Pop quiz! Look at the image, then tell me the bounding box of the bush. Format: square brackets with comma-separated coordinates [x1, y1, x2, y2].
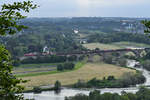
[107, 76, 115, 81]
[54, 80, 61, 91]
[73, 73, 145, 89]
[118, 58, 127, 67]
[74, 80, 87, 88]
[57, 62, 75, 71]
[66, 87, 150, 100]
[21, 55, 67, 64]
[33, 87, 42, 93]
[67, 55, 77, 61]
[103, 55, 115, 64]
[64, 62, 75, 70]
[13, 60, 21, 67]
[142, 60, 150, 71]
[57, 64, 64, 71]
[119, 72, 146, 87]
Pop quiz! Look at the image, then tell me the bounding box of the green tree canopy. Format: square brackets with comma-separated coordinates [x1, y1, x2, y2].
[0, 1, 37, 100]
[0, 1, 37, 35]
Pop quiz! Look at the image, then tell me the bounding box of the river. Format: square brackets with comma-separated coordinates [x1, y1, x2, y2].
[24, 60, 150, 100]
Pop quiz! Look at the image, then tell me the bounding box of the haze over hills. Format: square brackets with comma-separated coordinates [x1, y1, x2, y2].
[1, 17, 150, 58]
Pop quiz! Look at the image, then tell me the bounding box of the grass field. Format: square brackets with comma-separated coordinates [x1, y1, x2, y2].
[83, 43, 121, 50]
[83, 42, 150, 50]
[16, 63, 60, 68]
[16, 62, 84, 77]
[22, 63, 136, 88]
[14, 67, 57, 74]
[112, 42, 150, 48]
[13, 63, 61, 75]
[78, 34, 89, 38]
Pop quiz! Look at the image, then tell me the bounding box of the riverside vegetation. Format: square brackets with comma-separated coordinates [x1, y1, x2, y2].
[65, 87, 150, 100]
[73, 72, 145, 88]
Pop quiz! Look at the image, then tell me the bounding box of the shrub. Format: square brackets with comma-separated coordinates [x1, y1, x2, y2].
[54, 80, 61, 91]
[74, 80, 87, 88]
[63, 62, 75, 70]
[57, 64, 64, 71]
[33, 87, 42, 93]
[13, 60, 21, 67]
[107, 76, 115, 81]
[142, 60, 150, 71]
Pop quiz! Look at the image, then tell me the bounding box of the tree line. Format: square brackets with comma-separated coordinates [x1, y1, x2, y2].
[87, 32, 150, 44]
[73, 72, 145, 89]
[57, 63, 75, 71]
[14, 55, 82, 66]
[65, 86, 150, 100]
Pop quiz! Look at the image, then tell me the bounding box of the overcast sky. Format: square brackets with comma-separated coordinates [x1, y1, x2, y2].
[0, 0, 150, 17]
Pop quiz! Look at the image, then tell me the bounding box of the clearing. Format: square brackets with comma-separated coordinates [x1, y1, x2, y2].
[83, 42, 150, 50]
[112, 42, 150, 48]
[83, 43, 121, 50]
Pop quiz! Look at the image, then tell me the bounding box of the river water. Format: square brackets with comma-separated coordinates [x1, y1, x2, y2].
[24, 60, 150, 100]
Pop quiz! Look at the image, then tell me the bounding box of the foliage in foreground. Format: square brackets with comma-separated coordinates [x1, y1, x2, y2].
[0, 0, 37, 100]
[0, 46, 26, 100]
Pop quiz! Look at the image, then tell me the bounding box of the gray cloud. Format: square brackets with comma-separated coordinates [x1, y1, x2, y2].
[0, 0, 150, 17]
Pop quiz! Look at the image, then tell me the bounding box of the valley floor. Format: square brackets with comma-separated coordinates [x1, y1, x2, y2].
[21, 62, 136, 89]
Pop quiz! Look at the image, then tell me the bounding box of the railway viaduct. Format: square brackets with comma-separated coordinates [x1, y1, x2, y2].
[56, 48, 150, 58]
[22, 48, 150, 61]
[51, 48, 150, 62]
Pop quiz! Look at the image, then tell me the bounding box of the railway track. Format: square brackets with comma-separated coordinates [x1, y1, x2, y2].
[24, 48, 150, 57]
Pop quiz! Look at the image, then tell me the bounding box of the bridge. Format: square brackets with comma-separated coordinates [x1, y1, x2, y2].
[55, 48, 150, 57]
[24, 48, 150, 58]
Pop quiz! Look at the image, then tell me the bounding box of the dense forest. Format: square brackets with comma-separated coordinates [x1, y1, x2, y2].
[87, 32, 150, 44]
[0, 17, 148, 58]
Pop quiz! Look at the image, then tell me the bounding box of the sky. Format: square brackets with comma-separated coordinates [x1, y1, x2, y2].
[0, 0, 150, 18]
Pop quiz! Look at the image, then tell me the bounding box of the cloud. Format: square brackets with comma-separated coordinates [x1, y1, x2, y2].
[0, 0, 150, 17]
[77, 0, 150, 7]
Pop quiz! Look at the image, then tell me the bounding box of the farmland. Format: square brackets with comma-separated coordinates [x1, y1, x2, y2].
[21, 62, 136, 88]
[83, 42, 150, 50]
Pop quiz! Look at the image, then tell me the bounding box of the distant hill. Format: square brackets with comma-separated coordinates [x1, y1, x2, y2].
[0, 17, 149, 58]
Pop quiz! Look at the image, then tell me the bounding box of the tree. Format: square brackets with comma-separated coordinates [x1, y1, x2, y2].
[0, 1, 37, 36]
[107, 76, 115, 81]
[118, 58, 127, 67]
[142, 60, 150, 71]
[64, 62, 75, 70]
[0, 1, 37, 100]
[136, 86, 150, 100]
[54, 80, 61, 94]
[142, 20, 150, 36]
[0, 45, 26, 100]
[103, 55, 114, 64]
[57, 64, 64, 71]
[89, 90, 101, 100]
[74, 79, 86, 88]
[144, 50, 150, 59]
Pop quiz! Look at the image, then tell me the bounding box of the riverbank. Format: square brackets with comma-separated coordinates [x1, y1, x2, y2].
[23, 86, 150, 100]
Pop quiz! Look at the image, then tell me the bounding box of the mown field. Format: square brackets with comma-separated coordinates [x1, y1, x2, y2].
[83, 43, 121, 50]
[16, 62, 83, 77]
[83, 42, 150, 50]
[13, 63, 60, 75]
[112, 42, 150, 48]
[21, 63, 136, 88]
